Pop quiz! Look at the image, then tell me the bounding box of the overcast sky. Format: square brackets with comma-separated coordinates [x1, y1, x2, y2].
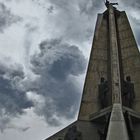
[0, 0, 140, 140]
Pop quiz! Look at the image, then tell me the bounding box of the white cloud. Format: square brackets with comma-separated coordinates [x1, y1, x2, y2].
[0, 108, 74, 140]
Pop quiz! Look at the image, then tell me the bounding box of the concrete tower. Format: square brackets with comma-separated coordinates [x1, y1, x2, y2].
[45, 1, 140, 140]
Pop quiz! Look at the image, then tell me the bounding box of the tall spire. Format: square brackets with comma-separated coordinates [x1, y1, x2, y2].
[45, 2, 140, 140]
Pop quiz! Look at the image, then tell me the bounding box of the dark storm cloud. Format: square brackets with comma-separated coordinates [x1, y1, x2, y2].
[30, 39, 87, 126]
[0, 61, 33, 131]
[0, 2, 21, 32]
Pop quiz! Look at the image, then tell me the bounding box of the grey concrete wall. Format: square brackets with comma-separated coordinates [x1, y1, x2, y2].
[78, 13, 109, 120]
[117, 11, 140, 111]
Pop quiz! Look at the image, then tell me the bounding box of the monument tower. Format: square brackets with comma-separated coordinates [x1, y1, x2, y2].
[45, 1, 140, 140]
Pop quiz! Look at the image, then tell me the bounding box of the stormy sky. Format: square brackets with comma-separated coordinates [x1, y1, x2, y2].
[0, 0, 139, 140]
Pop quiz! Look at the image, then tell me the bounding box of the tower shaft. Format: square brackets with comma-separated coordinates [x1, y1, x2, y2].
[108, 5, 121, 104]
[105, 5, 128, 139]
